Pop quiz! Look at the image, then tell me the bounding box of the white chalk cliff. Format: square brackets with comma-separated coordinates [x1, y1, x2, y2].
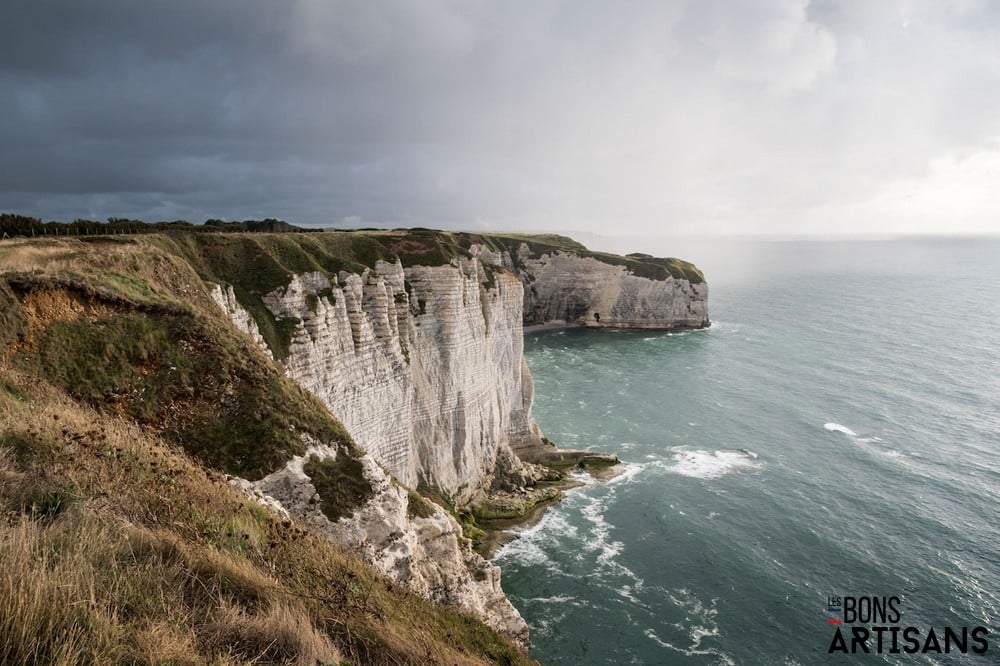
[516, 248, 709, 329]
[232, 440, 530, 647]
[211, 236, 708, 646]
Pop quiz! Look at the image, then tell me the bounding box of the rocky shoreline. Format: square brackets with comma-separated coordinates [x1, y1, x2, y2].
[474, 443, 625, 558]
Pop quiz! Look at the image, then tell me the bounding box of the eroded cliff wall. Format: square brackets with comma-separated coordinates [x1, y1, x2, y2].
[215, 256, 540, 504]
[233, 440, 529, 646]
[212, 233, 708, 506]
[209, 231, 708, 647]
[516, 247, 710, 329]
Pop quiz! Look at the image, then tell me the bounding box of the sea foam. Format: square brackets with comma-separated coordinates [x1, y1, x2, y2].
[660, 448, 762, 479]
[642, 590, 734, 664]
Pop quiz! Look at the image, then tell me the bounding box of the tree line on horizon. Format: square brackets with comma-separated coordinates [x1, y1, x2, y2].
[0, 213, 318, 238]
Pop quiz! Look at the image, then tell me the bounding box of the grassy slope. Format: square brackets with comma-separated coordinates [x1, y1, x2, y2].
[0, 237, 533, 666]
[5, 270, 346, 482]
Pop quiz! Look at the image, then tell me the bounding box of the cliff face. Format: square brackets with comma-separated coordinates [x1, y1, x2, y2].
[214, 256, 540, 504]
[514, 246, 710, 329]
[212, 255, 540, 644]
[0, 236, 538, 664]
[207, 230, 709, 647]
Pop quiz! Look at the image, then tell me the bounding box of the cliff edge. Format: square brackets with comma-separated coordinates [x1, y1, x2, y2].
[0, 229, 708, 657]
[0, 235, 536, 664]
[192, 230, 708, 503]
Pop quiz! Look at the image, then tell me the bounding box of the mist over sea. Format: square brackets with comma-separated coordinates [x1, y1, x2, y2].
[495, 238, 999, 664]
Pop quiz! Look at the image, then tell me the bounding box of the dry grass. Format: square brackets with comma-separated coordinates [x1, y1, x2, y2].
[0, 513, 344, 666]
[0, 517, 111, 665]
[0, 369, 534, 666]
[0, 442, 343, 666]
[0, 237, 536, 665]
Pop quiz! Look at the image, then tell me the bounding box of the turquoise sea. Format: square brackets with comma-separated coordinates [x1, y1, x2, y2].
[495, 238, 999, 665]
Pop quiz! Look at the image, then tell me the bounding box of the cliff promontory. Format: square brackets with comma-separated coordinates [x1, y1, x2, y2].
[0, 228, 707, 662]
[482, 234, 708, 330]
[199, 231, 707, 494]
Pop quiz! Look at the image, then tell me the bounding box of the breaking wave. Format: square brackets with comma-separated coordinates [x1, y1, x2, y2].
[824, 421, 900, 464]
[658, 448, 762, 479]
[824, 422, 857, 436]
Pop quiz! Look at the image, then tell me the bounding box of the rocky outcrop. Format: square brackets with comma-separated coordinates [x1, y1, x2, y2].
[510, 244, 709, 329]
[210, 283, 272, 357]
[233, 441, 529, 647]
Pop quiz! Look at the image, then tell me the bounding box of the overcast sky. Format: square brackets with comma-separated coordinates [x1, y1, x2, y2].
[2, 0, 999, 237]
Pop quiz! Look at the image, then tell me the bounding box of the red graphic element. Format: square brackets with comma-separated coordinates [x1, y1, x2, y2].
[827, 619, 841, 625]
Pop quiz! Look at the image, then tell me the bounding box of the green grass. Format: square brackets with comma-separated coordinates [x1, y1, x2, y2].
[304, 452, 376, 523]
[481, 232, 588, 253]
[406, 489, 436, 519]
[90, 270, 162, 303]
[368, 229, 472, 266]
[23, 489, 75, 521]
[37, 313, 193, 412]
[12, 283, 349, 480]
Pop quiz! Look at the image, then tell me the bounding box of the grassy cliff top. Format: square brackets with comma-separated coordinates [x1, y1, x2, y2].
[0, 229, 704, 361]
[476, 233, 705, 284]
[0, 240, 349, 481]
[0, 236, 534, 664]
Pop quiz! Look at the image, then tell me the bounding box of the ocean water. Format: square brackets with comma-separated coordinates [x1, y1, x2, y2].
[495, 238, 1000, 665]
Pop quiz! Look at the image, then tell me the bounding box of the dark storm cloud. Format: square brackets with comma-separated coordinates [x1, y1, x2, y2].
[2, 1, 999, 234]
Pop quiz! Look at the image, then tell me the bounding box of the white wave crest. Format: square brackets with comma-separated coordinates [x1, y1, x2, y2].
[523, 594, 577, 605]
[492, 509, 578, 569]
[606, 461, 645, 485]
[659, 589, 733, 660]
[659, 448, 762, 479]
[824, 422, 904, 461]
[824, 422, 857, 436]
[566, 468, 599, 487]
